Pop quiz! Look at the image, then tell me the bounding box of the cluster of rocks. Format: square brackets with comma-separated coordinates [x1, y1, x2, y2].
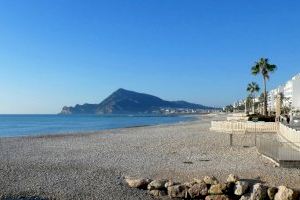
[124, 174, 299, 200]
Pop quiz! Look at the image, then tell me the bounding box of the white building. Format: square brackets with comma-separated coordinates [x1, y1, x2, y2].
[290, 74, 300, 110]
[233, 100, 244, 108]
[268, 73, 300, 112]
[268, 86, 284, 112]
[254, 97, 260, 103]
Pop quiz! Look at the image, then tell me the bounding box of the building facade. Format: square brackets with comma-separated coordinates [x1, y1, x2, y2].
[268, 74, 300, 112]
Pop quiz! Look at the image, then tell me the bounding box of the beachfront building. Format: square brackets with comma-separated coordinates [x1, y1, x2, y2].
[268, 86, 284, 112]
[268, 73, 300, 112]
[233, 100, 244, 109]
[231, 100, 245, 112]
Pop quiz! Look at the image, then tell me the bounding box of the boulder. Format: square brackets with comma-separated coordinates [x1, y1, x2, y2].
[165, 180, 179, 188]
[209, 183, 228, 195]
[147, 180, 167, 190]
[194, 178, 206, 184]
[125, 177, 152, 189]
[274, 186, 298, 200]
[204, 176, 219, 185]
[240, 194, 251, 200]
[205, 194, 230, 200]
[167, 184, 189, 198]
[227, 174, 239, 183]
[149, 189, 167, 197]
[225, 182, 236, 195]
[268, 187, 278, 200]
[188, 183, 208, 198]
[234, 181, 249, 196]
[249, 183, 267, 200]
[183, 181, 197, 188]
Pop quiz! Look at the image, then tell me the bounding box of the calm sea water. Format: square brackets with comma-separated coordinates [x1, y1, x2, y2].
[0, 114, 194, 137]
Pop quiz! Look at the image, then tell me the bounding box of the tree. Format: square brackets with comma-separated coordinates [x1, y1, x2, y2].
[278, 92, 291, 114]
[224, 105, 234, 112]
[251, 58, 277, 116]
[245, 95, 253, 113]
[259, 92, 265, 103]
[246, 82, 260, 113]
[258, 92, 267, 115]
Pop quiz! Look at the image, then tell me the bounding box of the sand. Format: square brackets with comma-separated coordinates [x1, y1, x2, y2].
[0, 114, 299, 199]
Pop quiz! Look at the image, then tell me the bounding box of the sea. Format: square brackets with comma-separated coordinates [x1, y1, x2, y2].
[0, 114, 195, 137]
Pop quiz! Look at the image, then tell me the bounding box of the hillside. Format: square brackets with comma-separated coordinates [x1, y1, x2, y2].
[60, 88, 215, 114]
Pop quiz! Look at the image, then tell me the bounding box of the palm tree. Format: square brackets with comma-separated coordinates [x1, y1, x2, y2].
[258, 92, 266, 114]
[251, 58, 277, 116]
[246, 82, 260, 113]
[278, 92, 291, 114]
[246, 95, 253, 113]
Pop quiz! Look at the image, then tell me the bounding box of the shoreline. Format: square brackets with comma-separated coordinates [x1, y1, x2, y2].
[1, 118, 201, 140]
[0, 114, 200, 139]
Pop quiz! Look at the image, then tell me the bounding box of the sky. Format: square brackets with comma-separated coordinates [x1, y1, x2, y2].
[0, 0, 300, 114]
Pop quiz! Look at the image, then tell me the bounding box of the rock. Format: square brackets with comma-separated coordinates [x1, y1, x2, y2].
[234, 181, 249, 196]
[240, 194, 251, 200]
[209, 183, 228, 195]
[125, 177, 152, 189]
[194, 178, 206, 184]
[165, 180, 179, 188]
[205, 194, 230, 200]
[249, 183, 267, 200]
[274, 186, 297, 200]
[204, 176, 219, 185]
[268, 187, 278, 200]
[147, 180, 167, 190]
[225, 182, 236, 195]
[167, 184, 188, 198]
[188, 183, 208, 198]
[227, 174, 239, 183]
[183, 181, 197, 188]
[149, 189, 167, 197]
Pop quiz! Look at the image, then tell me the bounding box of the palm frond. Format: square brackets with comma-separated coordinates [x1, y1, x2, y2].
[267, 64, 277, 72]
[251, 64, 260, 75]
[246, 82, 260, 94]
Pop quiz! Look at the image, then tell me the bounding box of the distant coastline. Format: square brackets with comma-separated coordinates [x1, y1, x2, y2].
[60, 88, 219, 115]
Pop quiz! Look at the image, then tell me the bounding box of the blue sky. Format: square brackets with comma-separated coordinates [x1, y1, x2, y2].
[0, 0, 300, 114]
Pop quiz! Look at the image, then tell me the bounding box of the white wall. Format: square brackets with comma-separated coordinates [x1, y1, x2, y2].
[292, 75, 300, 110]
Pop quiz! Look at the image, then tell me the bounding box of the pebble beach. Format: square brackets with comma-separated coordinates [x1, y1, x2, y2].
[0, 114, 299, 199]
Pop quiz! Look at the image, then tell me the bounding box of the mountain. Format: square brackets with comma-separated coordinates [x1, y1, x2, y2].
[60, 88, 215, 114]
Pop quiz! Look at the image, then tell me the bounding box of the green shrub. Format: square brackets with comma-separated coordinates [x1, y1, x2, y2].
[248, 114, 275, 122]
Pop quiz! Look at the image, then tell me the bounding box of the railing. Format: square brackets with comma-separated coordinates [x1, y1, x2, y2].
[256, 135, 280, 161]
[210, 121, 278, 133]
[227, 116, 249, 121]
[278, 123, 300, 149]
[256, 135, 300, 168]
[210, 120, 300, 168]
[226, 113, 249, 121]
